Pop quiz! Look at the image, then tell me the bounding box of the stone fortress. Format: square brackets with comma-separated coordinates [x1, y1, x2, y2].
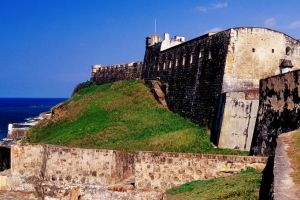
[0, 27, 300, 199]
[92, 27, 300, 152]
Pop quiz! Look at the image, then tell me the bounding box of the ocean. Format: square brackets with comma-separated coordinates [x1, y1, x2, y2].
[0, 98, 66, 139]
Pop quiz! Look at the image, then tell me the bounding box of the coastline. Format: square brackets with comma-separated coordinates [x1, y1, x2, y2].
[0, 98, 66, 143]
[6, 111, 52, 140]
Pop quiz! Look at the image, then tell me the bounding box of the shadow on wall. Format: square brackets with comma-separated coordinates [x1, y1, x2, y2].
[259, 156, 274, 200]
[0, 147, 10, 171]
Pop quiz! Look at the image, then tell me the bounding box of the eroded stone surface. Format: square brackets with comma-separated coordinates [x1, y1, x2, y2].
[218, 91, 259, 151]
[134, 152, 266, 191]
[252, 69, 300, 156]
[0, 191, 36, 200]
[0, 144, 267, 199]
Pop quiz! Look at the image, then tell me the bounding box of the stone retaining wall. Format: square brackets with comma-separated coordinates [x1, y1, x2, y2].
[135, 151, 266, 190]
[2, 144, 267, 199]
[11, 144, 134, 187]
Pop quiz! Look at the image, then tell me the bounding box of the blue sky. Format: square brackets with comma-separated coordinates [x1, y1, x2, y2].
[1, 0, 300, 98]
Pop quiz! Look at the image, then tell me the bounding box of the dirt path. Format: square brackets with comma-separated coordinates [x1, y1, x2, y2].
[273, 132, 300, 200]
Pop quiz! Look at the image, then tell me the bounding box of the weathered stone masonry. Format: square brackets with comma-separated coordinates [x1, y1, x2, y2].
[92, 62, 143, 85]
[142, 31, 230, 133]
[251, 69, 300, 156]
[142, 27, 300, 151]
[91, 27, 300, 151]
[0, 144, 266, 200]
[134, 151, 266, 191]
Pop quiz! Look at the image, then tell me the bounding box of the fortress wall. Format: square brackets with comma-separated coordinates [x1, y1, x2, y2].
[10, 144, 134, 189]
[3, 144, 267, 199]
[11, 144, 44, 178]
[143, 31, 231, 127]
[114, 150, 135, 183]
[223, 27, 300, 93]
[92, 62, 143, 85]
[141, 28, 300, 151]
[251, 69, 300, 156]
[217, 90, 259, 151]
[134, 151, 267, 191]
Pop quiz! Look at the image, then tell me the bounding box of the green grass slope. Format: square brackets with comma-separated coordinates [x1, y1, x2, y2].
[27, 80, 246, 155]
[166, 168, 262, 200]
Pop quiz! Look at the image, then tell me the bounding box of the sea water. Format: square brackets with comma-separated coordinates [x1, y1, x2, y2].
[0, 98, 66, 139]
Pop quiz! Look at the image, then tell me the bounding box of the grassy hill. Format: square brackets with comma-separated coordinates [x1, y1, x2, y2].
[27, 80, 246, 155]
[166, 168, 261, 200]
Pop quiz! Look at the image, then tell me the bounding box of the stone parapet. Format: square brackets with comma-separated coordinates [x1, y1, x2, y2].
[92, 61, 143, 85]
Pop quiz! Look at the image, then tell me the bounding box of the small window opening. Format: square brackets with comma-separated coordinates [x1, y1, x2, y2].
[156, 64, 159, 71]
[199, 50, 204, 58]
[182, 56, 186, 65]
[163, 62, 166, 70]
[175, 59, 178, 67]
[252, 48, 255, 52]
[208, 51, 212, 59]
[190, 54, 193, 64]
[286, 47, 292, 56]
[272, 49, 275, 53]
[169, 61, 172, 69]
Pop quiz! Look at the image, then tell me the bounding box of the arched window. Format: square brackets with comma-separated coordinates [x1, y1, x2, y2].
[286, 47, 292, 56]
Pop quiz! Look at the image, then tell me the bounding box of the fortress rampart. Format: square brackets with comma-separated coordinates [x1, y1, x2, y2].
[90, 27, 300, 151]
[142, 27, 300, 151]
[251, 69, 300, 156]
[91, 62, 143, 85]
[143, 30, 230, 133]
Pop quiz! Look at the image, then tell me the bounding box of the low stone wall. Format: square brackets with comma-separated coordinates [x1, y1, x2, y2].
[2, 144, 267, 199]
[11, 144, 44, 178]
[251, 69, 300, 156]
[11, 144, 134, 187]
[135, 151, 266, 191]
[7, 128, 28, 139]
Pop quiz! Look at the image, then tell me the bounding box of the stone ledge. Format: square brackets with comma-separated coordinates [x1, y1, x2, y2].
[135, 151, 267, 163]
